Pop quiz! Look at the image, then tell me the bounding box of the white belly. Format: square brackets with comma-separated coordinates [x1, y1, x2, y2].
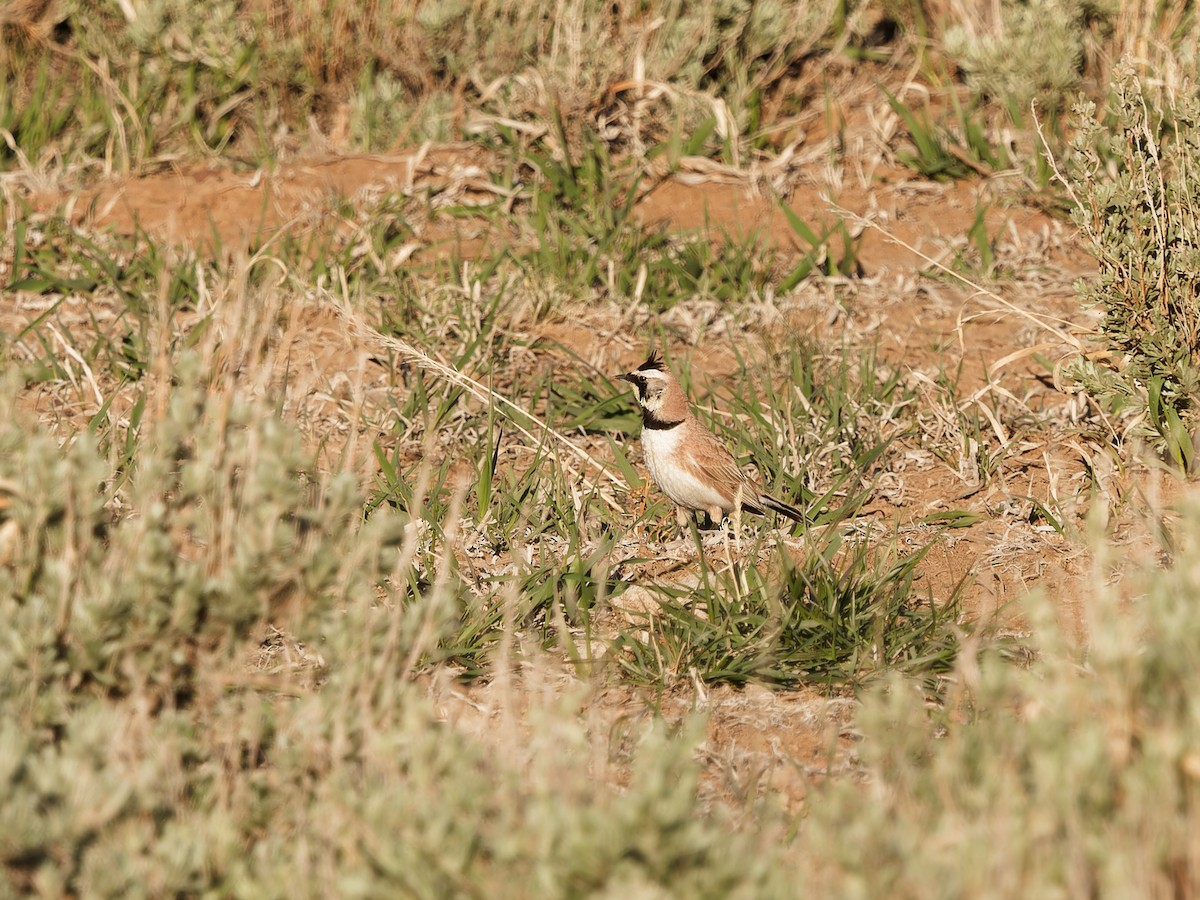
[641, 426, 733, 513]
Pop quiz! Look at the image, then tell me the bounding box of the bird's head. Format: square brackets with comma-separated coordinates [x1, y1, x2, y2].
[617, 350, 683, 419]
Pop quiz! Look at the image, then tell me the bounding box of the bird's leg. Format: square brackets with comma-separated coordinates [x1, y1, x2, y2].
[730, 486, 745, 556]
[702, 504, 729, 555]
[673, 504, 697, 549]
[656, 505, 693, 559]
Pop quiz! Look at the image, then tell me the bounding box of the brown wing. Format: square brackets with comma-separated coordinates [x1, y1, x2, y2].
[685, 425, 766, 515]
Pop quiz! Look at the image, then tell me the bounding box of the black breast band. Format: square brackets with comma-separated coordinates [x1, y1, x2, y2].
[643, 417, 684, 431]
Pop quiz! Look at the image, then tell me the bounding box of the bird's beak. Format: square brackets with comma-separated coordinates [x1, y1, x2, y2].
[615, 372, 634, 384]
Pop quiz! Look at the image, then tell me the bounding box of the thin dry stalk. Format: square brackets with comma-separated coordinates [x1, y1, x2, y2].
[329, 292, 625, 499]
[830, 201, 1090, 353]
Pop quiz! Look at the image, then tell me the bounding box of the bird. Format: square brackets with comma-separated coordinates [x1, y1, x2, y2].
[617, 350, 805, 537]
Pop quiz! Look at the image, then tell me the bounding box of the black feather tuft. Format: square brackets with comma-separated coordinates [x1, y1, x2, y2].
[636, 349, 663, 372]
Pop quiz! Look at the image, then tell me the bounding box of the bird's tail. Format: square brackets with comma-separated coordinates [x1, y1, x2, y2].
[758, 493, 806, 524]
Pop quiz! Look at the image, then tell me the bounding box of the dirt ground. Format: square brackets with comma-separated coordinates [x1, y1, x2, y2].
[17, 139, 1149, 814]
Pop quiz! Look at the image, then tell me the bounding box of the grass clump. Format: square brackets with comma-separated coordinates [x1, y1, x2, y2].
[501, 119, 685, 306]
[1065, 67, 1200, 469]
[882, 87, 1015, 182]
[462, 120, 847, 310]
[617, 535, 958, 690]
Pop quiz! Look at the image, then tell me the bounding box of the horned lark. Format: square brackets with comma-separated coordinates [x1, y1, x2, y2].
[617, 350, 805, 535]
